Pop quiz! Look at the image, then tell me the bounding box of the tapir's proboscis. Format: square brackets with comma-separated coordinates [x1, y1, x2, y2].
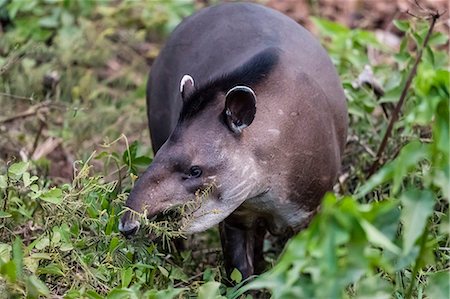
[119, 3, 348, 279]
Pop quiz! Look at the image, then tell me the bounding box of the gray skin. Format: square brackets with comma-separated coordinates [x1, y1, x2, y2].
[119, 3, 347, 279]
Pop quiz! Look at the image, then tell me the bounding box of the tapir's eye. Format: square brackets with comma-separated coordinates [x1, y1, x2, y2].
[188, 166, 202, 178]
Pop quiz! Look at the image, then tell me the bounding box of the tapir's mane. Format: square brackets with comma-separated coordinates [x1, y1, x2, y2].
[179, 47, 280, 121]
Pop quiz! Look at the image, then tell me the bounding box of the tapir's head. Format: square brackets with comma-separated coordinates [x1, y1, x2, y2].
[119, 74, 262, 236]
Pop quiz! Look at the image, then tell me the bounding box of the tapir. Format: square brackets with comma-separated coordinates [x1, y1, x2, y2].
[119, 2, 347, 278]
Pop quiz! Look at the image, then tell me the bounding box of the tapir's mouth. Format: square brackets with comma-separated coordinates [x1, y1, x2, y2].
[120, 183, 218, 238]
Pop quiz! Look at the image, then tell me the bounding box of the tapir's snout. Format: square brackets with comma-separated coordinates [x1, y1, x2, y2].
[118, 218, 140, 237]
[119, 211, 140, 237]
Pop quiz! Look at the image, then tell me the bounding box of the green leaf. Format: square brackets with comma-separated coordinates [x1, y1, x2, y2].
[393, 20, 409, 32]
[12, 237, 23, 280]
[0, 243, 11, 261]
[8, 161, 29, 178]
[133, 156, 152, 167]
[108, 236, 121, 254]
[400, 189, 435, 254]
[34, 237, 50, 250]
[122, 141, 139, 165]
[121, 267, 133, 288]
[360, 219, 401, 254]
[425, 271, 450, 299]
[311, 17, 349, 36]
[30, 184, 39, 192]
[358, 141, 430, 198]
[39, 15, 59, 28]
[0, 211, 12, 218]
[40, 188, 63, 204]
[86, 290, 103, 299]
[428, 31, 449, 46]
[231, 268, 243, 284]
[144, 288, 185, 299]
[107, 287, 138, 299]
[37, 263, 65, 276]
[1, 260, 17, 282]
[158, 265, 169, 277]
[0, 175, 7, 189]
[198, 281, 223, 299]
[22, 171, 31, 187]
[22, 172, 37, 188]
[26, 275, 50, 298]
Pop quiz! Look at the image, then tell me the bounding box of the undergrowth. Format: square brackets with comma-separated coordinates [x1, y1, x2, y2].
[0, 1, 449, 298]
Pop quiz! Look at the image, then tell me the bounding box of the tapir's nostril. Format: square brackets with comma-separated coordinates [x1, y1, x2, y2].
[119, 220, 140, 237]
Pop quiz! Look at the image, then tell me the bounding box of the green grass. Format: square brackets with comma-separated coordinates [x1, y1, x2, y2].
[0, 1, 449, 298]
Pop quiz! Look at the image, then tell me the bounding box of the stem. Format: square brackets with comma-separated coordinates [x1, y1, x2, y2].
[367, 12, 441, 177]
[405, 222, 429, 299]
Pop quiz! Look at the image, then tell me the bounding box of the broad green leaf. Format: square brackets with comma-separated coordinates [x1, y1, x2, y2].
[121, 267, 133, 288]
[158, 266, 169, 277]
[22, 172, 37, 187]
[0, 211, 12, 218]
[37, 263, 65, 276]
[311, 17, 349, 35]
[358, 141, 430, 197]
[0, 243, 11, 261]
[400, 189, 435, 254]
[428, 31, 449, 46]
[107, 287, 138, 299]
[133, 156, 152, 167]
[30, 184, 39, 192]
[354, 276, 391, 299]
[86, 290, 103, 299]
[26, 275, 50, 297]
[360, 219, 400, 254]
[145, 288, 185, 299]
[59, 243, 74, 252]
[8, 161, 28, 178]
[0, 175, 7, 189]
[425, 271, 450, 299]
[231, 268, 243, 284]
[393, 142, 430, 193]
[1, 260, 17, 282]
[198, 281, 223, 299]
[108, 236, 120, 254]
[169, 265, 189, 282]
[34, 237, 50, 250]
[40, 188, 63, 204]
[22, 171, 31, 187]
[393, 20, 409, 32]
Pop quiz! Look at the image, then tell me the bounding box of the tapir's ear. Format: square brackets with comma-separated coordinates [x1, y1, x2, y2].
[180, 74, 195, 101]
[223, 86, 256, 134]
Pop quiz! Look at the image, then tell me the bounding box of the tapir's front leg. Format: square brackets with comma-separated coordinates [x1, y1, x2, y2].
[219, 218, 266, 280]
[219, 220, 255, 279]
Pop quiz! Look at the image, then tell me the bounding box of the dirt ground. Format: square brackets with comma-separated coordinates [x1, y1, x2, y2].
[267, 0, 449, 32]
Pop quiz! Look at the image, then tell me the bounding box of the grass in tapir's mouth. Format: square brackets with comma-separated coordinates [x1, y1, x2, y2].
[135, 183, 217, 244]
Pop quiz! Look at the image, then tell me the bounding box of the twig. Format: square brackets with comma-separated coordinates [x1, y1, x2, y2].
[174, 272, 204, 288]
[0, 100, 51, 124]
[367, 10, 442, 177]
[30, 119, 46, 158]
[0, 92, 36, 101]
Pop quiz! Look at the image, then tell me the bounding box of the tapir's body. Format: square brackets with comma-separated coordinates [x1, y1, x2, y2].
[120, 3, 347, 278]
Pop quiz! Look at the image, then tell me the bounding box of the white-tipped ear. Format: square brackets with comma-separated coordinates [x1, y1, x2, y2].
[180, 74, 195, 100]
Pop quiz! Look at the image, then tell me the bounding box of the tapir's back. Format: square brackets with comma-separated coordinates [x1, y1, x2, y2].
[147, 3, 346, 153]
